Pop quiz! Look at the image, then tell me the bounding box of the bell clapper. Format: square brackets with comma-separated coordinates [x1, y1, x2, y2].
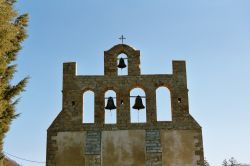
[137, 110, 139, 123]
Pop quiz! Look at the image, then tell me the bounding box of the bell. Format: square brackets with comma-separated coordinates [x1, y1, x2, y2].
[132, 95, 145, 110]
[105, 97, 116, 110]
[117, 58, 127, 69]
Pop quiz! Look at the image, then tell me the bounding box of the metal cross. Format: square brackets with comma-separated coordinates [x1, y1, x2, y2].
[119, 35, 126, 44]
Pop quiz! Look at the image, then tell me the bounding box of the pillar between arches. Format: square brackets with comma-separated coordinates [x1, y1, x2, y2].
[146, 88, 157, 124]
[117, 90, 130, 126]
[94, 90, 104, 125]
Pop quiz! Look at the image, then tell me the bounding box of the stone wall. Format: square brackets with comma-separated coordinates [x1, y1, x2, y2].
[48, 129, 202, 166]
[46, 44, 204, 166]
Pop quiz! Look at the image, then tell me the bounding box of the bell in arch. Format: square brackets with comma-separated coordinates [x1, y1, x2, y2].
[132, 95, 145, 110]
[117, 58, 127, 69]
[105, 97, 116, 110]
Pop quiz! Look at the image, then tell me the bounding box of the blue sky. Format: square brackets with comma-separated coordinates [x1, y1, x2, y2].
[4, 0, 250, 165]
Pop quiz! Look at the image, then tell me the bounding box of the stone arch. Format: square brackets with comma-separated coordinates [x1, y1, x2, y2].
[130, 87, 146, 123]
[154, 81, 174, 92]
[156, 86, 171, 121]
[104, 90, 117, 124]
[102, 86, 120, 93]
[105, 44, 138, 56]
[104, 44, 141, 76]
[82, 90, 95, 123]
[81, 87, 96, 94]
[128, 83, 149, 94]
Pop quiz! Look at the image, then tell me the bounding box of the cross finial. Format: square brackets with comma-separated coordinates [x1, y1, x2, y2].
[119, 35, 126, 44]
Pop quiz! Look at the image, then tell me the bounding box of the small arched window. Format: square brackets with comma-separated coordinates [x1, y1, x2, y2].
[117, 53, 128, 76]
[130, 88, 146, 123]
[156, 87, 171, 121]
[82, 90, 94, 123]
[104, 90, 117, 124]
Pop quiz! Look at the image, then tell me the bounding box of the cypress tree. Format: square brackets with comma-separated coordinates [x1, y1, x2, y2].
[0, 0, 28, 164]
[204, 158, 210, 166]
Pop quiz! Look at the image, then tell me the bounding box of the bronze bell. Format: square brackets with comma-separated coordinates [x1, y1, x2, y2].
[132, 95, 145, 110]
[105, 97, 116, 110]
[117, 58, 127, 69]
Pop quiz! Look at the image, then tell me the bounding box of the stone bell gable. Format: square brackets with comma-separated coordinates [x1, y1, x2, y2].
[46, 44, 204, 166]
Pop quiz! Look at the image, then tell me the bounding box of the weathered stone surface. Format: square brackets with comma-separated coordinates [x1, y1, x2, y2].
[102, 130, 145, 166]
[46, 44, 204, 166]
[145, 130, 162, 153]
[85, 131, 101, 155]
[54, 132, 85, 166]
[85, 155, 101, 166]
[146, 153, 162, 166]
[161, 130, 201, 166]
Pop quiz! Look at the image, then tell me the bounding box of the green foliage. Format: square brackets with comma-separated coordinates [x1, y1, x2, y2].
[0, 0, 28, 163]
[204, 158, 210, 166]
[228, 157, 238, 166]
[223, 159, 228, 166]
[222, 157, 238, 166]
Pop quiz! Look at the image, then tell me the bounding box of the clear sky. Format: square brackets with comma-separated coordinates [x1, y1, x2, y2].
[4, 0, 250, 165]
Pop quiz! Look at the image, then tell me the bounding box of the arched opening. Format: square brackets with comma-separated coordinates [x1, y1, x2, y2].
[130, 88, 146, 123]
[117, 53, 128, 76]
[156, 87, 171, 121]
[82, 90, 94, 123]
[104, 90, 117, 124]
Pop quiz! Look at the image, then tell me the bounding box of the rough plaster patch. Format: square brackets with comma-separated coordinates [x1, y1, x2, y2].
[102, 130, 145, 166]
[55, 131, 86, 166]
[161, 130, 198, 166]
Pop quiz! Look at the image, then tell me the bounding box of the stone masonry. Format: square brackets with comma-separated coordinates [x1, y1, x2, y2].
[46, 44, 205, 166]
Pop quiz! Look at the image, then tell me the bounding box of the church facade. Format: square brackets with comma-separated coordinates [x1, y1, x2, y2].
[46, 44, 204, 166]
